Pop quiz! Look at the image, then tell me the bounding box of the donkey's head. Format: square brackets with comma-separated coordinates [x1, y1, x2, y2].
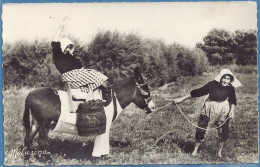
[132, 67, 155, 114]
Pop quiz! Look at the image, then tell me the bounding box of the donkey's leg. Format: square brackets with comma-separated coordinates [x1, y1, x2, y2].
[36, 123, 52, 162]
[24, 117, 39, 161]
[24, 117, 39, 147]
[38, 123, 50, 148]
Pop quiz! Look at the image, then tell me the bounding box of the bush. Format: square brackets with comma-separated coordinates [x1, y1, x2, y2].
[227, 64, 257, 74]
[192, 48, 209, 75]
[3, 39, 63, 89]
[3, 30, 210, 89]
[177, 48, 209, 76]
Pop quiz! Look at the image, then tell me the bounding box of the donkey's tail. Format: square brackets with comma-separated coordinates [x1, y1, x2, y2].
[22, 98, 30, 135]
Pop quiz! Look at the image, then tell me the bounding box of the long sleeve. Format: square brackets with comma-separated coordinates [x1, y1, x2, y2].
[228, 86, 237, 105]
[51, 41, 62, 54]
[190, 80, 237, 104]
[51, 41, 82, 74]
[190, 82, 211, 98]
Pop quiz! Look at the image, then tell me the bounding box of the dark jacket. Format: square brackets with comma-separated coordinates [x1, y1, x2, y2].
[51, 41, 82, 74]
[190, 80, 237, 105]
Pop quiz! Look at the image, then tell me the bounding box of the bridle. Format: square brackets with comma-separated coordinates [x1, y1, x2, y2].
[133, 80, 152, 105]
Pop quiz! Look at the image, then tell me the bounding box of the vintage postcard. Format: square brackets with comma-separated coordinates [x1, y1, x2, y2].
[1, 1, 258, 166]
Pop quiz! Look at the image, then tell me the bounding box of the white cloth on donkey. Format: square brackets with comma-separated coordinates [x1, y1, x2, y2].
[53, 89, 123, 157]
[52, 90, 78, 135]
[53, 89, 103, 134]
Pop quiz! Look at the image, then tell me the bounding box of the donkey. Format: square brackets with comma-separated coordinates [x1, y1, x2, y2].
[22, 67, 155, 161]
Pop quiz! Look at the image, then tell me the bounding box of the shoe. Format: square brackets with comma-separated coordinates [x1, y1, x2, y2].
[90, 156, 99, 164]
[101, 155, 110, 160]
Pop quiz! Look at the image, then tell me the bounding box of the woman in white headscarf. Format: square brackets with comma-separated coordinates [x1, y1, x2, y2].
[174, 68, 242, 157]
[51, 23, 108, 97]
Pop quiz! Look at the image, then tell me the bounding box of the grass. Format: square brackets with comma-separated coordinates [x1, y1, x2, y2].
[3, 67, 258, 165]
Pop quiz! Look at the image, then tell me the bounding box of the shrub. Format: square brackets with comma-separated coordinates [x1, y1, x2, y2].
[177, 48, 209, 76]
[226, 64, 257, 74]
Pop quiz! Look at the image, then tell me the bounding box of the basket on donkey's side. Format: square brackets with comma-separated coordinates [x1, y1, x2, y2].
[76, 99, 106, 136]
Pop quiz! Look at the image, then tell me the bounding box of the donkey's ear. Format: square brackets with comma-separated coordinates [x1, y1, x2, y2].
[127, 70, 134, 78]
[134, 67, 144, 82]
[134, 67, 140, 77]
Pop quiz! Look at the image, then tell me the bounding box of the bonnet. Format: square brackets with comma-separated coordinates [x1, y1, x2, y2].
[59, 38, 75, 55]
[215, 68, 242, 88]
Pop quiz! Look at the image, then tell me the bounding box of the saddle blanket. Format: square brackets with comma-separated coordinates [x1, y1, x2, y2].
[52, 90, 120, 135]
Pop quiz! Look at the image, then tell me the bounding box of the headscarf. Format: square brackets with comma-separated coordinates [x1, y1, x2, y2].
[215, 68, 242, 88]
[59, 38, 75, 55]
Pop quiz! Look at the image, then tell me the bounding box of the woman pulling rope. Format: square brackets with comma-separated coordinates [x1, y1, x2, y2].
[174, 68, 242, 157]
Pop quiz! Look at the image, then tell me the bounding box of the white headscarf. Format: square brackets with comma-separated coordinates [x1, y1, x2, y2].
[59, 38, 75, 55]
[215, 68, 242, 88]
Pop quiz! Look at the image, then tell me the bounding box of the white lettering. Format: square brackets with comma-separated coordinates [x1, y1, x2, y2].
[9, 146, 51, 158]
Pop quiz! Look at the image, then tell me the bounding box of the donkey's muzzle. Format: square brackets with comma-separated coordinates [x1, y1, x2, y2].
[145, 107, 152, 114]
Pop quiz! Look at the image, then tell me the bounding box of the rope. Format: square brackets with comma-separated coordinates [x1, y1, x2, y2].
[151, 96, 203, 113]
[152, 101, 173, 112]
[175, 103, 230, 131]
[145, 101, 231, 150]
[150, 100, 230, 131]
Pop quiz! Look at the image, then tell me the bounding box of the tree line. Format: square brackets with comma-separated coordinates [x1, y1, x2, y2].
[196, 29, 257, 66]
[3, 28, 257, 89]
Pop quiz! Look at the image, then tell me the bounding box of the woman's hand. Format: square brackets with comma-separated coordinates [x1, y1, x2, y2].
[59, 15, 68, 31]
[61, 15, 68, 27]
[52, 17, 67, 42]
[59, 23, 65, 31]
[229, 110, 234, 119]
[173, 97, 184, 104]
[228, 104, 235, 119]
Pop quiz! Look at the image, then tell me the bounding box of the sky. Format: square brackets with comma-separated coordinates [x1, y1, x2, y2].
[2, 1, 257, 48]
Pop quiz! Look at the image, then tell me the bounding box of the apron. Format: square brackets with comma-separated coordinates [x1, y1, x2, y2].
[201, 99, 230, 127]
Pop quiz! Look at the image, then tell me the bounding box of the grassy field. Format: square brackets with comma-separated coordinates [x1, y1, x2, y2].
[3, 68, 258, 165]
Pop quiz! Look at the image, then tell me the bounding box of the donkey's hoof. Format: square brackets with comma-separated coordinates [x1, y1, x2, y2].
[23, 159, 31, 166]
[90, 156, 100, 164]
[90, 155, 111, 164]
[34, 153, 53, 163]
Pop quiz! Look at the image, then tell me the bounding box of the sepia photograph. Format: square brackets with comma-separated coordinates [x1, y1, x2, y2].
[1, 1, 258, 166]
